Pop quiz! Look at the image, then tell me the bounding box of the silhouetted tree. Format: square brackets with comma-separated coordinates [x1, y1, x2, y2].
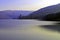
[18, 14, 23, 19]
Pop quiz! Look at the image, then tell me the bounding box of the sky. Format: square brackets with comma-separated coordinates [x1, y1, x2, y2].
[0, 0, 60, 11]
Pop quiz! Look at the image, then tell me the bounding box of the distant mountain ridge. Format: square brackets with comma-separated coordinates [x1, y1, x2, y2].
[0, 10, 33, 19]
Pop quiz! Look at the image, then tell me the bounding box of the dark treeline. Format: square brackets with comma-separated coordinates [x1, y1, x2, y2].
[19, 14, 41, 19]
[44, 12, 60, 21]
[19, 12, 60, 21]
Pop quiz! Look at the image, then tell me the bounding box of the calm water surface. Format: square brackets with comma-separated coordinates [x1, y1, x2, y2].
[0, 19, 60, 40]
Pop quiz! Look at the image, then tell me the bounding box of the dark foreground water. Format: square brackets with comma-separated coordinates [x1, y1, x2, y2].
[0, 19, 60, 40]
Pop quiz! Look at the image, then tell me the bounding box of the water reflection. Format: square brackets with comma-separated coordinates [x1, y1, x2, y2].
[40, 22, 60, 32]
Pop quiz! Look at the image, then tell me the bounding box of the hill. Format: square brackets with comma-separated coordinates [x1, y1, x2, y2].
[0, 10, 33, 19]
[20, 4, 60, 20]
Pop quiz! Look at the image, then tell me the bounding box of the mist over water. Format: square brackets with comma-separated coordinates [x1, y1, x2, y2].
[0, 19, 60, 40]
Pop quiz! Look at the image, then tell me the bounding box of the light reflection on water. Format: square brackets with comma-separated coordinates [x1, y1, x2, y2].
[0, 19, 60, 40]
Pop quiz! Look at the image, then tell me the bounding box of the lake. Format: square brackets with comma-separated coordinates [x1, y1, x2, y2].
[0, 19, 60, 40]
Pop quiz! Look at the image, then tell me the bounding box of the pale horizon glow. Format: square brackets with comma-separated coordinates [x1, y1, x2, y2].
[0, 0, 60, 11]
